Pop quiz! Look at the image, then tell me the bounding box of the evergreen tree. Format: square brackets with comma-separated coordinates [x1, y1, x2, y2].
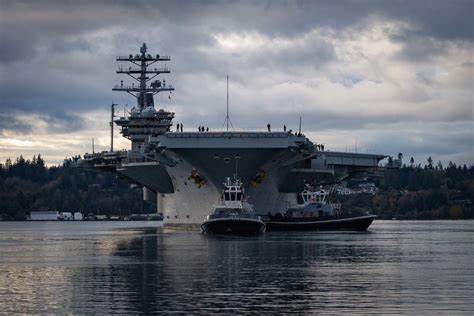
[437, 161, 443, 170]
[427, 156, 433, 169]
[5, 158, 12, 171]
[1, 154, 473, 220]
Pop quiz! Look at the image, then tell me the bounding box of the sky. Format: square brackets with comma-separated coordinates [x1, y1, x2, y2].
[0, 0, 473, 167]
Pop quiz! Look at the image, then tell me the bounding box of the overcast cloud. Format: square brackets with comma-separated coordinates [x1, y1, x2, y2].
[0, 0, 472, 166]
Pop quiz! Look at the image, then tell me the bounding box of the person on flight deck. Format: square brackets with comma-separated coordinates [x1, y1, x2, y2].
[206, 127, 209, 132]
[176, 124, 179, 132]
[284, 125, 286, 132]
[180, 123, 183, 132]
[267, 123, 271, 132]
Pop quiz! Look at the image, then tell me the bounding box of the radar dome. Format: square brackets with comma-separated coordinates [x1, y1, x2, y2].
[142, 106, 156, 117]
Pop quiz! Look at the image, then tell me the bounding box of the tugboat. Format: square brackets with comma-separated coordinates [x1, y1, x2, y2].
[265, 185, 376, 231]
[201, 177, 266, 235]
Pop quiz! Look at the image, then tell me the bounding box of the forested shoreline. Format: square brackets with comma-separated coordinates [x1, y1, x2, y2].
[0, 155, 472, 220]
[0, 155, 142, 220]
[341, 161, 473, 219]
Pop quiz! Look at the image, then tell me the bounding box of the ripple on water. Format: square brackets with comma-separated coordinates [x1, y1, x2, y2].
[0, 220, 473, 314]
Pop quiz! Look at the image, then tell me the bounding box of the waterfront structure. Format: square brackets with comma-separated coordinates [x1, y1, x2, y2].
[30, 211, 59, 221]
[74, 213, 83, 221]
[58, 212, 74, 220]
[79, 43, 388, 228]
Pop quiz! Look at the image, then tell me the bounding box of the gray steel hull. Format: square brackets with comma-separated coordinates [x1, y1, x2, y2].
[113, 132, 386, 227]
[157, 147, 298, 226]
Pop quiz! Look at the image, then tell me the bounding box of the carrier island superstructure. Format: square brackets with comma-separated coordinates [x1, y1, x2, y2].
[81, 43, 389, 228]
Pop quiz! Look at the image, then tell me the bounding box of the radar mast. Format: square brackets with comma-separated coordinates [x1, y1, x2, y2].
[112, 43, 175, 151]
[113, 43, 174, 109]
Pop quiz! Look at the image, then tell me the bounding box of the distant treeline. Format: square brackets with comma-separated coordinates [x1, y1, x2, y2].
[0, 155, 473, 220]
[341, 159, 474, 220]
[0, 155, 142, 220]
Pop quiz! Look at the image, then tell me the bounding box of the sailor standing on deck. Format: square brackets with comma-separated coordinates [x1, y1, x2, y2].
[267, 123, 271, 132]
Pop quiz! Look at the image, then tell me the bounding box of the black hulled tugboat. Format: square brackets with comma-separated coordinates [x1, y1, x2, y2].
[265, 185, 376, 231]
[201, 177, 266, 235]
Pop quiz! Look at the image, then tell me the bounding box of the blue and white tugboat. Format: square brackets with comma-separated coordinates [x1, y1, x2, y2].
[201, 177, 266, 235]
[266, 185, 376, 231]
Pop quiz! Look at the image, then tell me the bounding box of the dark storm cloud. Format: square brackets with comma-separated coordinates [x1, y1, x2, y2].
[0, 113, 32, 135]
[462, 61, 474, 68]
[0, 26, 38, 63]
[0, 110, 85, 136]
[0, 0, 141, 63]
[43, 111, 86, 133]
[0, 74, 111, 116]
[1, 0, 472, 64]
[0, 0, 472, 165]
[361, 122, 474, 166]
[155, 0, 473, 42]
[379, 0, 474, 42]
[369, 129, 473, 157]
[47, 38, 93, 54]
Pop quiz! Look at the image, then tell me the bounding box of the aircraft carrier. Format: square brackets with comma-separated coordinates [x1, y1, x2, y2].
[80, 43, 389, 228]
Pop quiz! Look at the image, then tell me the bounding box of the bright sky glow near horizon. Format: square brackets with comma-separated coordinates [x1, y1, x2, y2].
[0, 0, 473, 167]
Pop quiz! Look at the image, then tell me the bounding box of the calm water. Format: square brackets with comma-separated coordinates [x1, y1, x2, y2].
[0, 221, 473, 314]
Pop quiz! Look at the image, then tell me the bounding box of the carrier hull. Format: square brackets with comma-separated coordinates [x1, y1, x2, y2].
[115, 139, 386, 227]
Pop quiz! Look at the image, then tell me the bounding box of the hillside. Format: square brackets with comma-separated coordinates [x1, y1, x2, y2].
[1, 155, 472, 220]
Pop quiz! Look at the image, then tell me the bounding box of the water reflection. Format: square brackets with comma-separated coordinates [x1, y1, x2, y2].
[69, 230, 387, 313]
[0, 221, 473, 314]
